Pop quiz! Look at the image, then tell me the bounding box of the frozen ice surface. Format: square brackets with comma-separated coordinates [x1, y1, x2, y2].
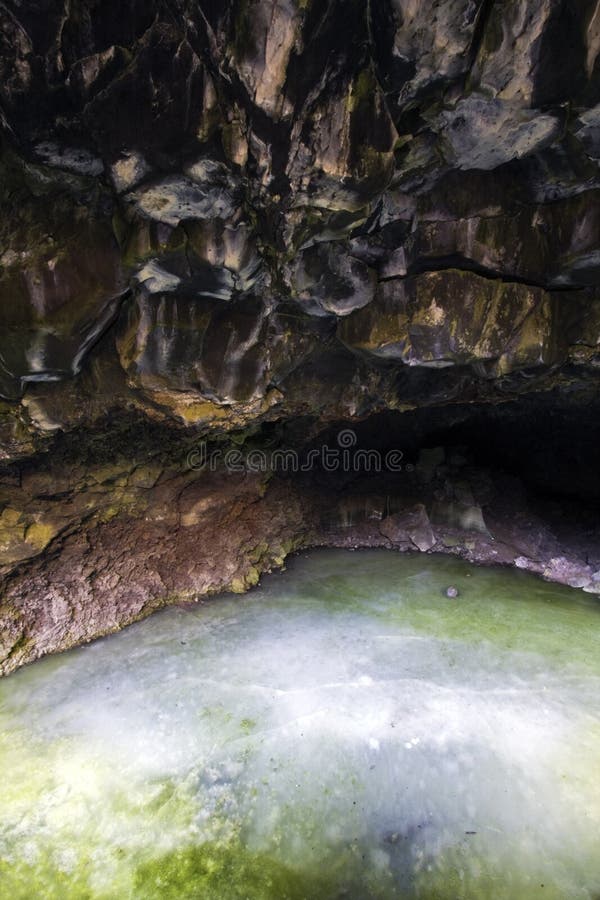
[1, 550, 599, 898]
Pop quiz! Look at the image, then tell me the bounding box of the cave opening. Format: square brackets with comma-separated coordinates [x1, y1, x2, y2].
[237, 393, 600, 585]
[288, 393, 600, 503]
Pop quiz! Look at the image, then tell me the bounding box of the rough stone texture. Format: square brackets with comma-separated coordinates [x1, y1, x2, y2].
[0, 0, 599, 414]
[339, 269, 565, 374]
[379, 504, 436, 552]
[1, 470, 311, 673]
[1, 0, 600, 670]
[2, 428, 599, 675]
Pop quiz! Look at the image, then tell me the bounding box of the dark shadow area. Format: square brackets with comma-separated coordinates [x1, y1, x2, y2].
[280, 392, 600, 506]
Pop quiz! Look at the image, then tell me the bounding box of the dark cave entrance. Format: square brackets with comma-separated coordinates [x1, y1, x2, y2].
[276, 392, 600, 506]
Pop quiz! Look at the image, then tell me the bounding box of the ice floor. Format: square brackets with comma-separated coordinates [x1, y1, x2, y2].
[1, 550, 600, 899]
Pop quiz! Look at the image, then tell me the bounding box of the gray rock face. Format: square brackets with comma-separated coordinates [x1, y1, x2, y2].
[379, 503, 436, 552]
[436, 97, 561, 171]
[286, 241, 377, 316]
[0, 155, 126, 399]
[379, 0, 482, 101]
[575, 104, 600, 161]
[338, 269, 569, 376]
[0, 0, 599, 410]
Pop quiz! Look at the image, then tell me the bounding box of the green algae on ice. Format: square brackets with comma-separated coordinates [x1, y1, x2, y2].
[0, 550, 599, 899]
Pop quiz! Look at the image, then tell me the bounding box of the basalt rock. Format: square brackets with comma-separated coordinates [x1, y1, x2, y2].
[1, 0, 600, 671]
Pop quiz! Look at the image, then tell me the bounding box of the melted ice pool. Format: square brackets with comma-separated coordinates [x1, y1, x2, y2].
[1, 551, 600, 899]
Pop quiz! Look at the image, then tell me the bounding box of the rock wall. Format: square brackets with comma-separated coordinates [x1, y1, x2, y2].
[1, 0, 600, 670]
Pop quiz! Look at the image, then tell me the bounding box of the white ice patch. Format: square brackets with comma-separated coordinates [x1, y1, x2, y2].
[1, 550, 600, 898]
